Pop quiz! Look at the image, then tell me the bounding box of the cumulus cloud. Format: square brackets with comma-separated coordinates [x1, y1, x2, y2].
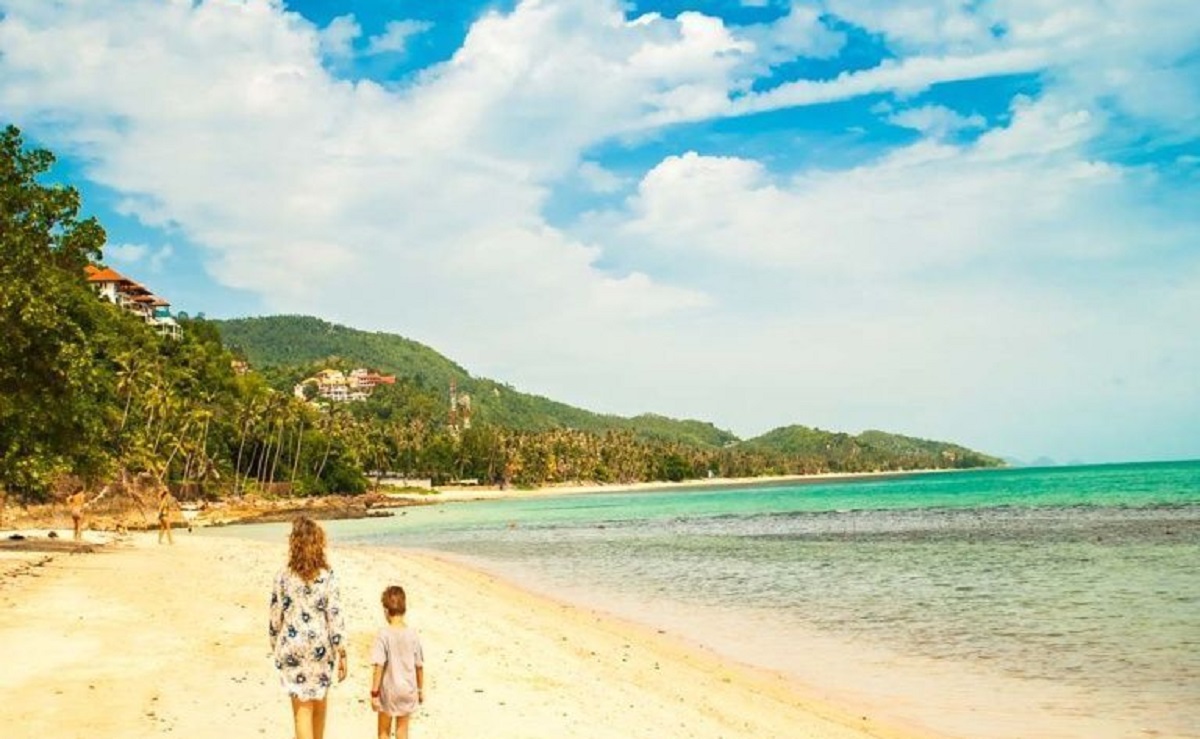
[583, 87, 1199, 459]
[576, 161, 627, 193]
[104, 242, 148, 263]
[888, 104, 986, 138]
[365, 19, 433, 56]
[0, 0, 725, 352]
[0, 0, 1196, 460]
[319, 14, 361, 60]
[611, 95, 1158, 273]
[729, 47, 1048, 115]
[105, 242, 175, 274]
[825, 0, 1200, 133]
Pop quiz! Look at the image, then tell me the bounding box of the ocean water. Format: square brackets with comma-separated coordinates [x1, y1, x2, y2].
[224, 461, 1200, 737]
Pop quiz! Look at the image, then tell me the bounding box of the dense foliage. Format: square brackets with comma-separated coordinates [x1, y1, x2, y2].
[216, 316, 739, 446]
[0, 128, 1002, 506]
[741, 426, 1004, 471]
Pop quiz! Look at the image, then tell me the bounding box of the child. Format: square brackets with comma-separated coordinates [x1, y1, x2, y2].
[370, 585, 424, 739]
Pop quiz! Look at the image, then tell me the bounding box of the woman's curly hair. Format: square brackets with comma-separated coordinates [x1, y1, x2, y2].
[288, 516, 329, 582]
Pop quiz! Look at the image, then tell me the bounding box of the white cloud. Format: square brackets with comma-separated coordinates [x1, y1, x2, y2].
[0, 0, 1196, 461]
[729, 47, 1048, 116]
[577, 161, 627, 193]
[825, 0, 1200, 133]
[583, 91, 1199, 460]
[106, 242, 149, 264]
[888, 104, 985, 138]
[319, 14, 360, 60]
[739, 3, 844, 65]
[0, 0, 726, 348]
[613, 96, 1140, 273]
[824, 0, 997, 55]
[105, 242, 174, 272]
[365, 19, 432, 56]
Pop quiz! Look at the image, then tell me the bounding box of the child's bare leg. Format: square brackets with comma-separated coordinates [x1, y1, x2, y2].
[394, 714, 411, 739]
[377, 712, 393, 739]
[311, 697, 328, 739]
[290, 696, 315, 739]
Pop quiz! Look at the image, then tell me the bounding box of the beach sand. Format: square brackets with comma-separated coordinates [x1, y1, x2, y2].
[0, 530, 920, 739]
[392, 470, 942, 505]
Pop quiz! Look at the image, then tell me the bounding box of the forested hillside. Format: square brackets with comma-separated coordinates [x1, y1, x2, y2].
[743, 426, 1003, 470]
[215, 315, 1003, 472]
[215, 316, 738, 447]
[217, 315, 471, 390]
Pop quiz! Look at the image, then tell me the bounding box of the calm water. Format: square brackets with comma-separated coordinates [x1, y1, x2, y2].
[222, 461, 1200, 737]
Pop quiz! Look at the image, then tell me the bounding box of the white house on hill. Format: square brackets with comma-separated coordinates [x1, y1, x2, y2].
[85, 265, 182, 340]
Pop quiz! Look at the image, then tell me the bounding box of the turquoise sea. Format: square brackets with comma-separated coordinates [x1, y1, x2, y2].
[221, 461, 1200, 737]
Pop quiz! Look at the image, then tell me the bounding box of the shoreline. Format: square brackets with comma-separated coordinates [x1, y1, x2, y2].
[392, 467, 958, 505]
[0, 531, 924, 739]
[1, 467, 966, 534]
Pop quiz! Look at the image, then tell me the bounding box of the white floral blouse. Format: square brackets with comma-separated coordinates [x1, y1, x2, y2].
[268, 567, 347, 700]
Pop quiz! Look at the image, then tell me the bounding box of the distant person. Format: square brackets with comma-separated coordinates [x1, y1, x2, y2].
[65, 487, 108, 541]
[269, 517, 347, 739]
[66, 490, 88, 542]
[156, 489, 177, 544]
[369, 585, 424, 739]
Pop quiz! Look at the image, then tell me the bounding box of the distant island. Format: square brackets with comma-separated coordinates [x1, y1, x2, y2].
[1, 125, 1002, 513]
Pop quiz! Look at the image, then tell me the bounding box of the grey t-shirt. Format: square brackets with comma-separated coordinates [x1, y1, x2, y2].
[370, 625, 424, 716]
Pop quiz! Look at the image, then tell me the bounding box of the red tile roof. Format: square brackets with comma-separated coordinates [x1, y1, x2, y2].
[85, 266, 128, 283]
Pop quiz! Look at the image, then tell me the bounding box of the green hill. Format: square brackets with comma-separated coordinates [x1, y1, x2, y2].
[741, 426, 1004, 470]
[215, 315, 470, 388]
[214, 315, 1001, 468]
[213, 316, 737, 447]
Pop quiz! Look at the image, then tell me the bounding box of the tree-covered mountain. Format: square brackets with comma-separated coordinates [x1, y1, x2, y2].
[215, 315, 738, 447]
[213, 315, 1002, 470]
[216, 315, 471, 390]
[742, 426, 1004, 470]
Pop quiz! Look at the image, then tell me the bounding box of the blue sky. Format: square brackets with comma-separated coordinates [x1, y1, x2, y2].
[2, 0, 1198, 463]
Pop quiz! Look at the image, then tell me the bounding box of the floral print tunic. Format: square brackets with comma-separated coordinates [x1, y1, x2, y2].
[269, 567, 346, 700]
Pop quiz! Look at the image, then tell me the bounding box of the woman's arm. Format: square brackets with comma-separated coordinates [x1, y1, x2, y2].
[268, 572, 284, 651]
[416, 665, 424, 703]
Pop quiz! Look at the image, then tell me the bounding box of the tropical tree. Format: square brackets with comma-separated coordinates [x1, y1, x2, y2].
[0, 125, 112, 503]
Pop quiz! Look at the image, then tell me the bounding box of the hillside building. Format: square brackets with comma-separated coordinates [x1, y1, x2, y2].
[84, 265, 182, 340]
[294, 368, 396, 403]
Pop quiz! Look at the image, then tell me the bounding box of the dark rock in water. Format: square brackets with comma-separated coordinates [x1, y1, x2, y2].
[7, 534, 25, 541]
[47, 531, 59, 539]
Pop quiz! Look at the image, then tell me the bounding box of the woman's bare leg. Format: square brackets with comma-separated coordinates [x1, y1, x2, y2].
[290, 696, 315, 739]
[395, 714, 411, 739]
[311, 697, 328, 739]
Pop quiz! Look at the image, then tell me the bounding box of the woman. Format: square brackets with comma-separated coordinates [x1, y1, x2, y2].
[156, 488, 176, 544]
[269, 517, 348, 739]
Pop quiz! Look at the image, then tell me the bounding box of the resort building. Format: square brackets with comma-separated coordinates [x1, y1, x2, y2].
[294, 368, 396, 403]
[84, 265, 182, 340]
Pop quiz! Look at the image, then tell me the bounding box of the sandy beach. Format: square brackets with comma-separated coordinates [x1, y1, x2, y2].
[0, 529, 921, 739]
[392, 469, 944, 505]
